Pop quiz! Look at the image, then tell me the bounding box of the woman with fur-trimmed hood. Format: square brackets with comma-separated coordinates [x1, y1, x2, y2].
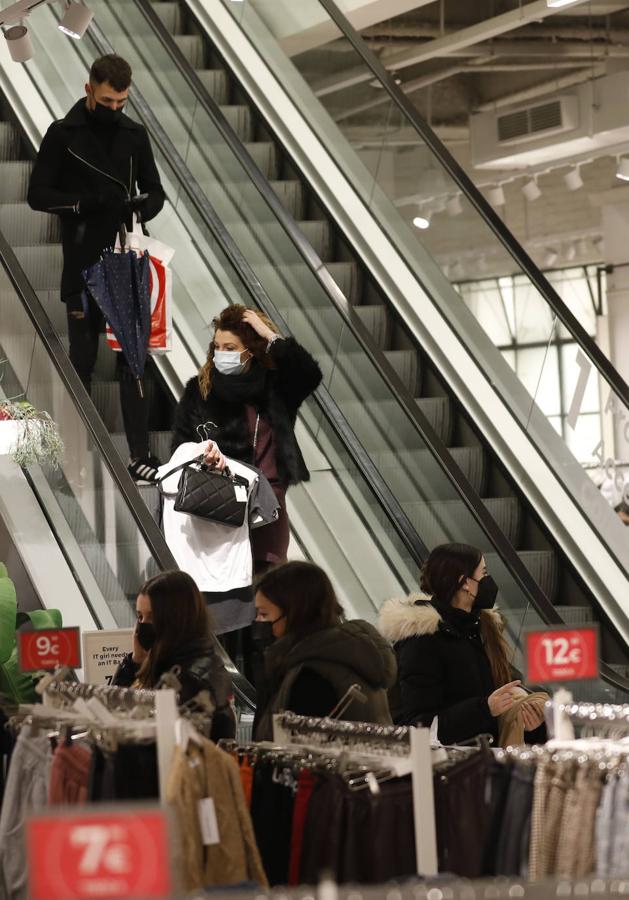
[378, 543, 547, 747]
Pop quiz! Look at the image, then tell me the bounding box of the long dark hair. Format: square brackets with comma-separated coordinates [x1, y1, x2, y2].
[198, 305, 279, 400]
[421, 543, 512, 688]
[255, 561, 344, 640]
[136, 570, 212, 689]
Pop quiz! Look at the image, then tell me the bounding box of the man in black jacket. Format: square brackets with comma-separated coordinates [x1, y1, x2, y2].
[28, 54, 165, 483]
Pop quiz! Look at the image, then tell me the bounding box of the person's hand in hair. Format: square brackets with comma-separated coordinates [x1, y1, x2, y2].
[519, 700, 545, 731]
[202, 440, 226, 471]
[487, 680, 522, 716]
[242, 308, 278, 344]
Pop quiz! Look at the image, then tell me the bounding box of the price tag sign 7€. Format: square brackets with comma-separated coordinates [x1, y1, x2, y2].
[525, 624, 599, 683]
[18, 627, 81, 672]
[27, 807, 172, 900]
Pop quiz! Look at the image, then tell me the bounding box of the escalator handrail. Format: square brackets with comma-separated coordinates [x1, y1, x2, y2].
[124, 0, 570, 617]
[0, 231, 257, 710]
[81, 15, 430, 570]
[85, 12, 629, 697]
[311, 0, 629, 413]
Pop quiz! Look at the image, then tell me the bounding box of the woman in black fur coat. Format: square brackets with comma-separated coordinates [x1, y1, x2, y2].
[170, 305, 322, 570]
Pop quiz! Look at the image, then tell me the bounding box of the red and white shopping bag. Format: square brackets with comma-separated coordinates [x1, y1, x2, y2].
[107, 217, 175, 355]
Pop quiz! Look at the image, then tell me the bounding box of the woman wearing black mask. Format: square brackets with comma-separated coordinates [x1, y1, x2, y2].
[378, 543, 545, 747]
[251, 561, 397, 741]
[112, 570, 236, 741]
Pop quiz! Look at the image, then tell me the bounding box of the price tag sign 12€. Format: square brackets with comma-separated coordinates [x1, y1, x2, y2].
[18, 626, 81, 672]
[27, 807, 172, 900]
[525, 624, 599, 684]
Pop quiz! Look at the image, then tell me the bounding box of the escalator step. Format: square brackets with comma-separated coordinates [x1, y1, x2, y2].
[151, 0, 183, 33]
[384, 349, 419, 395]
[80, 541, 141, 604]
[554, 605, 597, 624]
[297, 220, 333, 262]
[370, 446, 486, 495]
[196, 69, 230, 104]
[0, 122, 21, 161]
[270, 180, 305, 219]
[0, 203, 60, 244]
[14, 245, 62, 291]
[220, 105, 253, 142]
[402, 497, 522, 548]
[244, 141, 279, 180]
[485, 549, 559, 603]
[173, 34, 205, 69]
[416, 397, 453, 446]
[355, 305, 390, 349]
[326, 261, 362, 306]
[0, 161, 32, 201]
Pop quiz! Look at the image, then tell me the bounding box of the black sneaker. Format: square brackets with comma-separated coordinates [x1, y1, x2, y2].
[128, 455, 161, 485]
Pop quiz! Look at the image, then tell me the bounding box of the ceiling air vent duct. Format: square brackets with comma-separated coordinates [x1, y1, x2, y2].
[497, 99, 569, 145]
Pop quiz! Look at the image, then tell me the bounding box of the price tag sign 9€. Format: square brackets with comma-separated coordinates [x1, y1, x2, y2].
[525, 623, 599, 684]
[18, 627, 81, 672]
[27, 807, 172, 900]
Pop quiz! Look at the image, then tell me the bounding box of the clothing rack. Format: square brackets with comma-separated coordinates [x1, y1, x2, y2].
[273, 712, 438, 877]
[39, 677, 178, 802]
[549, 692, 629, 741]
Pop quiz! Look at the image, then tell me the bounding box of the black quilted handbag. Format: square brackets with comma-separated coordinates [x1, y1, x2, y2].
[158, 454, 249, 527]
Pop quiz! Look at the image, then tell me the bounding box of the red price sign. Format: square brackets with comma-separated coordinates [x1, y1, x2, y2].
[18, 627, 81, 672]
[27, 808, 172, 900]
[525, 624, 599, 683]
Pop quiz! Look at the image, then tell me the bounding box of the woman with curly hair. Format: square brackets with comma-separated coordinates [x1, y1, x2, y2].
[170, 305, 322, 572]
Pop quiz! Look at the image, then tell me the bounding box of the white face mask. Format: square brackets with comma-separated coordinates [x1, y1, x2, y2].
[214, 350, 248, 376]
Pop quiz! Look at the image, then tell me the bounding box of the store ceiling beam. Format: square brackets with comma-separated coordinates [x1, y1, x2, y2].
[313, 0, 602, 97]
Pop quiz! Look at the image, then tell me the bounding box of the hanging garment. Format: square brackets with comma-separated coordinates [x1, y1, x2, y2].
[609, 771, 629, 876]
[166, 739, 267, 891]
[596, 775, 618, 878]
[239, 757, 254, 808]
[494, 761, 535, 876]
[528, 758, 557, 881]
[48, 741, 92, 805]
[288, 770, 316, 886]
[538, 759, 574, 877]
[482, 758, 514, 876]
[556, 763, 603, 877]
[250, 762, 297, 886]
[88, 743, 159, 802]
[0, 730, 52, 900]
[433, 750, 493, 877]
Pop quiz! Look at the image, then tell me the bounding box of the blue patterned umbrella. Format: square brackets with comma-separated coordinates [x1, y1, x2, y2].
[82, 247, 151, 396]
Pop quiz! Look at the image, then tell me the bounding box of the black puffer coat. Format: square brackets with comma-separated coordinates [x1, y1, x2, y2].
[170, 337, 322, 487]
[379, 594, 505, 745]
[113, 640, 236, 742]
[28, 99, 165, 300]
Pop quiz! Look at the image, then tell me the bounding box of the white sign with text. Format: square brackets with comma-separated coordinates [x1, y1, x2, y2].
[82, 629, 134, 685]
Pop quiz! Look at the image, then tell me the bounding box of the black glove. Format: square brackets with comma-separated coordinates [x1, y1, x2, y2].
[79, 186, 127, 216]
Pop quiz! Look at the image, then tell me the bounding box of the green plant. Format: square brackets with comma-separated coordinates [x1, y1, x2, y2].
[0, 562, 63, 714]
[0, 400, 64, 469]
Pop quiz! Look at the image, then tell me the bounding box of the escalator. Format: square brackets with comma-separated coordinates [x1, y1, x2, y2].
[77, 0, 629, 677]
[0, 1, 626, 703]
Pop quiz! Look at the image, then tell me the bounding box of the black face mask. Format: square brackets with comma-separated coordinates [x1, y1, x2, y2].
[470, 575, 499, 611]
[136, 621, 156, 652]
[91, 102, 124, 126]
[250, 616, 283, 650]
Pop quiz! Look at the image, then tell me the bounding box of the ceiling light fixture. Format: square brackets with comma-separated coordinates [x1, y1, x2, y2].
[4, 22, 33, 62]
[412, 211, 431, 230]
[488, 185, 506, 208]
[616, 157, 629, 181]
[522, 177, 542, 202]
[58, 0, 93, 38]
[565, 243, 577, 262]
[546, 0, 582, 7]
[564, 166, 583, 191]
[446, 194, 463, 217]
[544, 247, 559, 268]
